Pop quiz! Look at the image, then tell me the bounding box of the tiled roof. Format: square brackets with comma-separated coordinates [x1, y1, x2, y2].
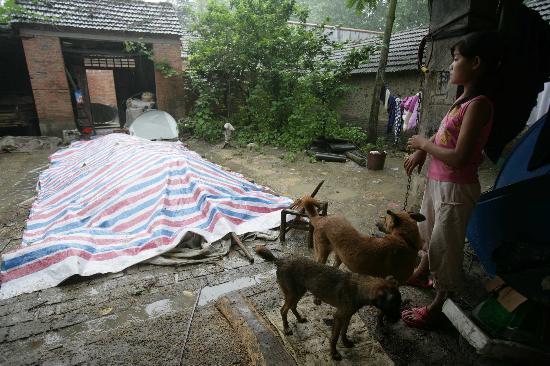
[332, 0, 549, 75]
[13, 0, 182, 37]
[526, 0, 550, 22]
[330, 27, 428, 74]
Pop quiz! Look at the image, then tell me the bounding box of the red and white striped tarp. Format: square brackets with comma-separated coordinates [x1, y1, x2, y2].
[0, 134, 291, 299]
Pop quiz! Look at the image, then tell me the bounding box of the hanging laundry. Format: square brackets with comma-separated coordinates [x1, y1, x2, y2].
[384, 88, 391, 110]
[386, 95, 397, 134]
[401, 93, 421, 131]
[408, 92, 421, 131]
[384, 89, 422, 143]
[393, 97, 403, 144]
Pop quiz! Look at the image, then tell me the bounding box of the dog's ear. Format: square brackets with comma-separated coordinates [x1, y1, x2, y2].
[386, 210, 401, 225]
[407, 212, 426, 222]
[385, 275, 399, 287]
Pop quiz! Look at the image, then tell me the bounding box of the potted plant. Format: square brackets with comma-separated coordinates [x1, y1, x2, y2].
[366, 137, 387, 170]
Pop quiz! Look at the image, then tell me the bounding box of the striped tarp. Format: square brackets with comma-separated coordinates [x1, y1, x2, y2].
[0, 134, 292, 299]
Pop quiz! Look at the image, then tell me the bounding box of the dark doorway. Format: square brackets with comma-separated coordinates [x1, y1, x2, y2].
[0, 32, 39, 136]
[61, 39, 156, 129]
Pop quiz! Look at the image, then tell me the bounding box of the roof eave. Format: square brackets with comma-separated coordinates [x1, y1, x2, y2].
[14, 23, 183, 41]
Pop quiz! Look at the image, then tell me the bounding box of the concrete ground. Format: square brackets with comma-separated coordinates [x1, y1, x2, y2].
[0, 136, 508, 365]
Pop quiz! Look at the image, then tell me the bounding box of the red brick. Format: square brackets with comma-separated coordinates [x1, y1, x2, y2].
[153, 43, 186, 119]
[22, 35, 74, 136]
[86, 69, 117, 106]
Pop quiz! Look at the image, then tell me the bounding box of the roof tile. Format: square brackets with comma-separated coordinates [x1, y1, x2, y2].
[13, 0, 182, 37]
[330, 27, 428, 74]
[526, 0, 550, 22]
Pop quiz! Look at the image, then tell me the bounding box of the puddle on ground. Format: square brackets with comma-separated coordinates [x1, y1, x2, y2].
[198, 269, 276, 306]
[145, 298, 173, 317]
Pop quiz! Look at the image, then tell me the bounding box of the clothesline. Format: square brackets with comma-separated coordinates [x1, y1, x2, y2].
[380, 85, 422, 145]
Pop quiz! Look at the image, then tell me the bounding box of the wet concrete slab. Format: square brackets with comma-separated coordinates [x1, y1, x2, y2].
[1, 277, 202, 365]
[199, 268, 275, 306]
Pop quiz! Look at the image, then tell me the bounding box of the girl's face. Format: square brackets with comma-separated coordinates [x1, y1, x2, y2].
[449, 50, 478, 86]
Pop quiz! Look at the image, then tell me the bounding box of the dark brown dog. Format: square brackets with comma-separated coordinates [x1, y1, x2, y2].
[302, 196, 426, 284]
[255, 245, 401, 361]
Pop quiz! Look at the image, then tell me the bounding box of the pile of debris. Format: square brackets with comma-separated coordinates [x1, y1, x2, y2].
[308, 138, 369, 167]
[0, 136, 62, 153]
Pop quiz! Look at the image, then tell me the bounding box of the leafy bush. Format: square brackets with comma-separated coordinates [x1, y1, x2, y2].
[186, 0, 371, 150]
[186, 95, 225, 142]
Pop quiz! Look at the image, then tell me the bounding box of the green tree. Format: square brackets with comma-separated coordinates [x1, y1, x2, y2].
[295, 0, 428, 32]
[172, 0, 195, 24]
[186, 0, 371, 149]
[1, 0, 55, 26]
[1, 0, 26, 24]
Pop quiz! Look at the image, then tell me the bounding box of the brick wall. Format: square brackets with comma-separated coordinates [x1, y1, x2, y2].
[21, 35, 74, 136]
[86, 69, 117, 106]
[152, 42, 186, 119]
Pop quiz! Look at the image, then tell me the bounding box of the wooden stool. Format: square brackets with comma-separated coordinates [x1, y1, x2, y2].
[280, 201, 328, 248]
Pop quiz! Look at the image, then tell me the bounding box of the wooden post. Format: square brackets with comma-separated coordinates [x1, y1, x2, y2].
[230, 232, 254, 263]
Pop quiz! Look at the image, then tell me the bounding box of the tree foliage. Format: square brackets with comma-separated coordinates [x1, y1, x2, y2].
[186, 0, 372, 149]
[295, 0, 429, 32]
[0, 0, 42, 24]
[0, 0, 19, 24]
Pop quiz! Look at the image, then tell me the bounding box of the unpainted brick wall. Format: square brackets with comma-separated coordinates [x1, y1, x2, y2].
[152, 42, 186, 119]
[86, 69, 117, 106]
[21, 35, 75, 136]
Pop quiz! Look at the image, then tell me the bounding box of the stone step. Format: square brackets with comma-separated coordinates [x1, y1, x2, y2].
[216, 293, 298, 366]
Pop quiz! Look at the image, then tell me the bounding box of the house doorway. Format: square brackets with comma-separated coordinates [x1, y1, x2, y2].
[61, 39, 156, 130]
[85, 69, 119, 127]
[0, 33, 39, 136]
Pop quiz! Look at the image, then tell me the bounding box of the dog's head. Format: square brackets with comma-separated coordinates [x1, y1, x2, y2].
[373, 276, 402, 322]
[376, 210, 425, 249]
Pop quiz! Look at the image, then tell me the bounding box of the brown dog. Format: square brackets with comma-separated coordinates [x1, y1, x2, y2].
[302, 196, 426, 284]
[255, 245, 401, 361]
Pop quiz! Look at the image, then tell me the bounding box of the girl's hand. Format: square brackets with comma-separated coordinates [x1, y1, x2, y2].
[404, 150, 427, 176]
[407, 135, 429, 150]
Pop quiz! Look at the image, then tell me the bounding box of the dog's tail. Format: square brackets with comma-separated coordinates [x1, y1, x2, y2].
[255, 245, 279, 264]
[301, 196, 320, 218]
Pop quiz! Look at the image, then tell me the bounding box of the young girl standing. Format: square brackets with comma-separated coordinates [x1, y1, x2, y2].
[401, 32, 502, 328]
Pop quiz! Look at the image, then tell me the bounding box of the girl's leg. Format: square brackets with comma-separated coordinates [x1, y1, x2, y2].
[403, 182, 479, 328]
[407, 179, 435, 284]
[427, 289, 447, 313]
[411, 252, 429, 278]
[428, 182, 479, 293]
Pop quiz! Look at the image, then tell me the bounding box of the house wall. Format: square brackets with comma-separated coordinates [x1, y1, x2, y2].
[86, 69, 117, 106]
[152, 43, 186, 120]
[21, 35, 74, 136]
[338, 71, 423, 140]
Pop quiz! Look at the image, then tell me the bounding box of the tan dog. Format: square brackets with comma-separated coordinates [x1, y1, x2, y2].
[255, 245, 401, 361]
[302, 196, 426, 284]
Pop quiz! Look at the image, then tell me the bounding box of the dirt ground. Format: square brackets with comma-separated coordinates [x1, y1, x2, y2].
[0, 135, 509, 365]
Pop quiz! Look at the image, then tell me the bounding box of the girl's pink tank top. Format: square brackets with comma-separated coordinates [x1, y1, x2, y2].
[427, 95, 494, 184]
